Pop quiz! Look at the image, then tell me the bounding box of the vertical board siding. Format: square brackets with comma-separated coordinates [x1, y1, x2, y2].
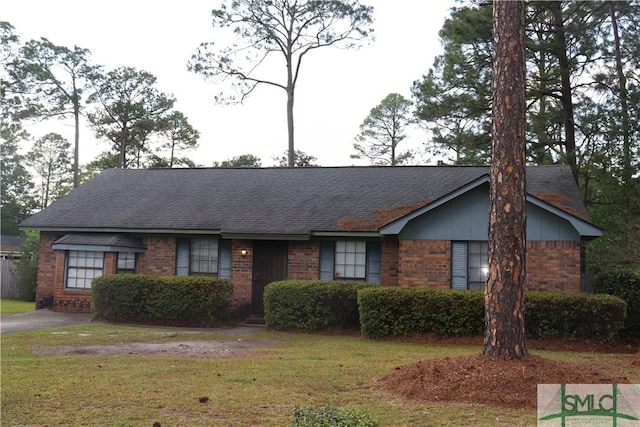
[1, 258, 28, 300]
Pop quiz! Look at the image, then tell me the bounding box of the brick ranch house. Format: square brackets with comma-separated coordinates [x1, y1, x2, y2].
[19, 165, 602, 316]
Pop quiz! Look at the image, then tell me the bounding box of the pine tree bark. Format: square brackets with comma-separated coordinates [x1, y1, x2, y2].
[483, 0, 528, 360]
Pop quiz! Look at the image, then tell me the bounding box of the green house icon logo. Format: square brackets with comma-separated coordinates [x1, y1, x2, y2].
[538, 384, 640, 426]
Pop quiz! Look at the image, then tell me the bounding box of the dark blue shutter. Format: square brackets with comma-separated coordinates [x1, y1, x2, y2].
[218, 240, 231, 279]
[365, 241, 381, 284]
[319, 241, 335, 280]
[176, 239, 190, 276]
[451, 241, 468, 289]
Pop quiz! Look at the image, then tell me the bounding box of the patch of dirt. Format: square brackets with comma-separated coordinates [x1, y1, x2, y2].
[378, 353, 635, 410]
[33, 340, 279, 357]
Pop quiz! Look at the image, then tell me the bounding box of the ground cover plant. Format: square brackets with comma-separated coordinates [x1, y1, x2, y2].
[1, 325, 638, 426]
[0, 299, 35, 316]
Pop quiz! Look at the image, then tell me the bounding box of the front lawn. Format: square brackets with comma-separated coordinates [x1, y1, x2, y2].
[0, 299, 35, 317]
[1, 326, 637, 426]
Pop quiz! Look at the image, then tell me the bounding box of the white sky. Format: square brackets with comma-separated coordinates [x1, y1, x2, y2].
[4, 1, 454, 167]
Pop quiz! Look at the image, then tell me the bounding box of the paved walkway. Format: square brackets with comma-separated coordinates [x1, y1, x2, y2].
[0, 309, 264, 336]
[1, 309, 93, 335]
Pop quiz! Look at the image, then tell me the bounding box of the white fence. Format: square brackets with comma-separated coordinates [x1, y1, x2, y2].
[0, 258, 28, 300]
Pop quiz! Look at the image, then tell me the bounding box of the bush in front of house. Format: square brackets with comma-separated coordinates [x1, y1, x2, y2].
[357, 287, 484, 338]
[264, 280, 375, 330]
[358, 287, 627, 341]
[525, 291, 627, 341]
[292, 405, 379, 427]
[593, 268, 640, 336]
[92, 274, 232, 327]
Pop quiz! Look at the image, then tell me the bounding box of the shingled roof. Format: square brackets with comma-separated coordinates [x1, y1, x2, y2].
[19, 165, 593, 236]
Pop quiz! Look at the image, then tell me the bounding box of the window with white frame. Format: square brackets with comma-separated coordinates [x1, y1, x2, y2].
[334, 240, 366, 280]
[66, 250, 104, 289]
[189, 238, 219, 276]
[117, 252, 136, 274]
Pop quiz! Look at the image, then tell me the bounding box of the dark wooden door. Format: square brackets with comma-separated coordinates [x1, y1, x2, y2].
[252, 241, 288, 315]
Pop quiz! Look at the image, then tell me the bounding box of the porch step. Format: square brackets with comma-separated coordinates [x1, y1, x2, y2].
[244, 315, 265, 325]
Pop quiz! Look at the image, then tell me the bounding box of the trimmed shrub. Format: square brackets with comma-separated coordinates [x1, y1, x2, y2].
[593, 268, 640, 336]
[357, 287, 484, 338]
[525, 291, 626, 341]
[264, 280, 375, 330]
[358, 287, 627, 341]
[92, 274, 232, 327]
[292, 405, 379, 427]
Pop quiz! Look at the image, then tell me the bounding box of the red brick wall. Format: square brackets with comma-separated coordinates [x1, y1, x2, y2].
[398, 240, 450, 288]
[138, 235, 177, 275]
[231, 240, 253, 312]
[35, 232, 61, 309]
[37, 233, 583, 314]
[396, 239, 582, 292]
[288, 241, 319, 280]
[526, 241, 581, 292]
[381, 237, 399, 285]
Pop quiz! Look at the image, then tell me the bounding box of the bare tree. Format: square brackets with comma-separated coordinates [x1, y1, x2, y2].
[189, 0, 374, 167]
[483, 0, 528, 360]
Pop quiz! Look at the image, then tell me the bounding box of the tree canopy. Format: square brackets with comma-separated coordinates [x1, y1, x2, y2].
[413, 1, 640, 273]
[352, 93, 416, 166]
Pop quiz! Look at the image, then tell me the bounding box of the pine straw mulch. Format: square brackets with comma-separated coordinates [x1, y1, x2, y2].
[378, 335, 640, 410]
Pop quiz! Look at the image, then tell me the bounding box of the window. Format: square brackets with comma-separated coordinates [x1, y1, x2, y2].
[468, 241, 488, 289]
[66, 250, 104, 289]
[335, 240, 367, 280]
[319, 240, 380, 283]
[190, 238, 219, 276]
[177, 238, 230, 277]
[117, 252, 136, 274]
[451, 241, 488, 290]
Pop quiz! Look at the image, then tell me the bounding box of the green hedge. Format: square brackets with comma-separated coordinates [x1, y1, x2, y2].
[358, 287, 627, 341]
[593, 268, 640, 336]
[92, 274, 232, 327]
[358, 287, 484, 338]
[525, 291, 627, 341]
[264, 280, 375, 330]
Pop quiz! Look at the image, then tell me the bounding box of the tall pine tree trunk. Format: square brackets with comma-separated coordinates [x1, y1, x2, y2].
[483, 0, 528, 360]
[609, 2, 631, 192]
[550, 1, 578, 184]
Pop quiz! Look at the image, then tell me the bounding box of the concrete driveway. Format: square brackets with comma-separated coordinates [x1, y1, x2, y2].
[0, 309, 264, 336]
[1, 309, 93, 335]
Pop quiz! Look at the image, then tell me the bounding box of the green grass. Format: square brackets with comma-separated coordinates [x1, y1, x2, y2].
[0, 299, 35, 316]
[1, 326, 636, 426]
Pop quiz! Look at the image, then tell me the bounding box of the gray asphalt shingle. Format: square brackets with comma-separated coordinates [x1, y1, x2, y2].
[19, 165, 591, 235]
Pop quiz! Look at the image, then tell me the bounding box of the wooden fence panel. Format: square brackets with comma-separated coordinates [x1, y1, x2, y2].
[0, 258, 27, 300]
